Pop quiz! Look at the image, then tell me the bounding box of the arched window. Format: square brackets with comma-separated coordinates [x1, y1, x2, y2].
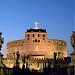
[43, 34, 45, 37]
[43, 38, 45, 40]
[35, 39, 37, 42]
[27, 38, 29, 40]
[38, 40, 40, 42]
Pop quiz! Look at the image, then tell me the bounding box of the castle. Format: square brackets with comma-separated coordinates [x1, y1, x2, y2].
[3, 22, 68, 70]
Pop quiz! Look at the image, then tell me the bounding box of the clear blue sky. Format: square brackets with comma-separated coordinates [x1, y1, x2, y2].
[0, 0, 74, 57]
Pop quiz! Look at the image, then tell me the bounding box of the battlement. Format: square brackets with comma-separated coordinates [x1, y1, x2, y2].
[27, 28, 46, 32]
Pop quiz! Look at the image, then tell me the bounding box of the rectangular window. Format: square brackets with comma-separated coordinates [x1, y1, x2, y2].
[43, 38, 45, 40]
[33, 34, 35, 37]
[38, 34, 40, 37]
[27, 34, 29, 37]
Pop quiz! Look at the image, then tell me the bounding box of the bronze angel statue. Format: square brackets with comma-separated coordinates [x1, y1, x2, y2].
[70, 31, 75, 50]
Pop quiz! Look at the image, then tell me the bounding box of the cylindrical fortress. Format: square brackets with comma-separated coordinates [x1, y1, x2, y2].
[7, 27, 67, 60]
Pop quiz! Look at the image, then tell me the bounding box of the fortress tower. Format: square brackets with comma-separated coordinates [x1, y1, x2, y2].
[7, 23, 67, 60]
[5, 23, 68, 69]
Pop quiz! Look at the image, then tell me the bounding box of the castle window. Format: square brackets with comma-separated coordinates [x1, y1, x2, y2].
[42, 58, 43, 60]
[43, 34, 45, 37]
[33, 34, 35, 37]
[38, 40, 40, 42]
[33, 40, 34, 42]
[43, 38, 45, 40]
[27, 34, 29, 37]
[37, 58, 38, 60]
[27, 38, 29, 40]
[23, 41, 24, 43]
[61, 42, 63, 46]
[35, 39, 37, 42]
[38, 34, 40, 37]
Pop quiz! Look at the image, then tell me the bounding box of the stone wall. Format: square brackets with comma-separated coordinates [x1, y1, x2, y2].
[7, 38, 67, 59]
